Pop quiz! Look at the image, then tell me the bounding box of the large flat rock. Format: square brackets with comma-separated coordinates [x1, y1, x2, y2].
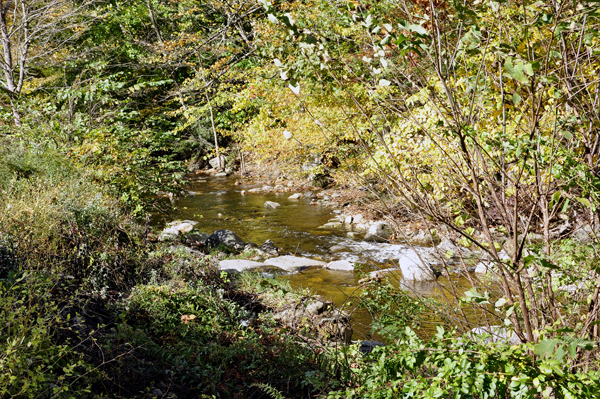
[218, 259, 266, 272]
[264, 256, 326, 270]
[326, 260, 354, 271]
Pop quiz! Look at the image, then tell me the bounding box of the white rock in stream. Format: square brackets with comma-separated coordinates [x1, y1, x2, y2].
[288, 193, 302, 199]
[364, 221, 394, 242]
[397, 249, 439, 282]
[264, 256, 326, 271]
[326, 260, 354, 271]
[264, 201, 281, 209]
[319, 222, 343, 229]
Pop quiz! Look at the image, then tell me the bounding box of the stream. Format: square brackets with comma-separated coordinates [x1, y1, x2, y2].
[156, 174, 472, 340]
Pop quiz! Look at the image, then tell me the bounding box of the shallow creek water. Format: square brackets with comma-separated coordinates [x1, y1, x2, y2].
[157, 175, 474, 341]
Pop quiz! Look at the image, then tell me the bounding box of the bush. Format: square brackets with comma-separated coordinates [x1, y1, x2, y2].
[0, 271, 93, 398]
[0, 140, 145, 291]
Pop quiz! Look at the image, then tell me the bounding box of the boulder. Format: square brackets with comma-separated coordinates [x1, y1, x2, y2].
[264, 201, 281, 209]
[262, 185, 274, 191]
[352, 214, 364, 224]
[311, 173, 333, 188]
[353, 223, 369, 231]
[264, 255, 326, 271]
[306, 301, 325, 315]
[288, 193, 302, 199]
[364, 221, 393, 242]
[259, 239, 280, 256]
[215, 172, 228, 177]
[358, 340, 385, 355]
[410, 229, 439, 246]
[248, 188, 261, 193]
[319, 317, 353, 344]
[206, 229, 245, 250]
[326, 260, 354, 271]
[218, 259, 267, 273]
[344, 215, 353, 224]
[166, 220, 198, 234]
[158, 226, 180, 241]
[574, 224, 597, 243]
[185, 233, 211, 247]
[328, 245, 349, 254]
[209, 155, 226, 169]
[397, 249, 439, 281]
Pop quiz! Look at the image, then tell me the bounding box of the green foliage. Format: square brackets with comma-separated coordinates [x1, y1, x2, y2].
[0, 272, 93, 398]
[359, 279, 425, 340]
[0, 141, 145, 291]
[330, 327, 600, 399]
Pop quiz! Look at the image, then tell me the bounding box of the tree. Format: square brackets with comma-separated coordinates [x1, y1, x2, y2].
[0, 0, 92, 126]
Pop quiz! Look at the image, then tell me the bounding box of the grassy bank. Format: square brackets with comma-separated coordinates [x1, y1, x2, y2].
[0, 141, 352, 398]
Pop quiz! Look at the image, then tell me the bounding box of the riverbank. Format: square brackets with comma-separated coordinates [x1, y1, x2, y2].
[4, 142, 600, 398]
[0, 145, 365, 398]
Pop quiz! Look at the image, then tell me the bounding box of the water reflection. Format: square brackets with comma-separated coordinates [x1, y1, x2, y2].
[160, 175, 490, 341]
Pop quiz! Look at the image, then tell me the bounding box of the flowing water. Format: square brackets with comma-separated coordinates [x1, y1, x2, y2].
[157, 174, 474, 341]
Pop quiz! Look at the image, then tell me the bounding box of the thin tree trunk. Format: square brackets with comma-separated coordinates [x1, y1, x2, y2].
[147, 0, 163, 44]
[209, 103, 220, 169]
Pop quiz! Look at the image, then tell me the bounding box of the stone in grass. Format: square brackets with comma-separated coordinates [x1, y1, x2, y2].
[264, 201, 281, 209]
[185, 233, 211, 247]
[218, 259, 266, 273]
[206, 229, 245, 250]
[358, 340, 385, 355]
[259, 239, 279, 256]
[306, 301, 325, 315]
[159, 226, 181, 241]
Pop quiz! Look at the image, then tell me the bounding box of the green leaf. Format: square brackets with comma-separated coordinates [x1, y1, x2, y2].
[512, 63, 530, 84]
[576, 197, 592, 209]
[538, 258, 559, 270]
[561, 198, 570, 213]
[551, 191, 561, 203]
[568, 342, 577, 358]
[513, 93, 522, 105]
[504, 58, 515, 78]
[409, 24, 428, 35]
[495, 298, 507, 308]
[535, 339, 559, 357]
[524, 63, 534, 76]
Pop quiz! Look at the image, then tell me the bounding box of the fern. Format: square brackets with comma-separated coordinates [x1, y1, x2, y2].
[250, 383, 286, 399]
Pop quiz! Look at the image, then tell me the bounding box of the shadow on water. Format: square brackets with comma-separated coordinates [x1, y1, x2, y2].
[158, 175, 482, 341]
